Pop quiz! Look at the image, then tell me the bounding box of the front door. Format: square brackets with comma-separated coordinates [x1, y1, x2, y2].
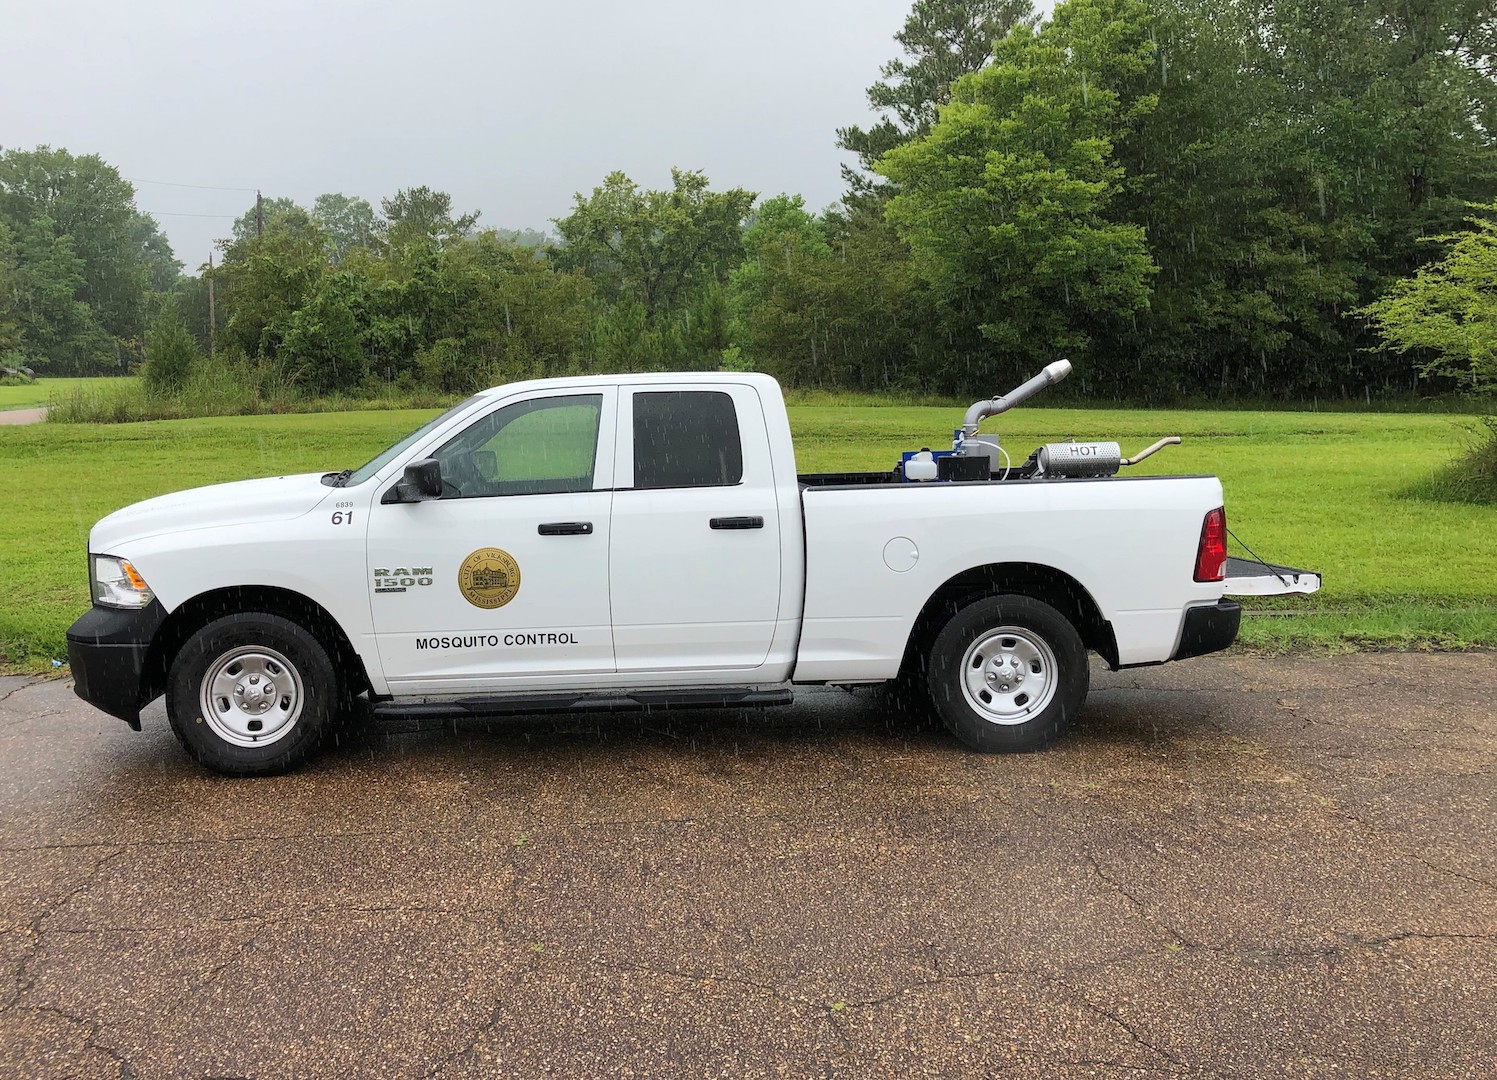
[608, 384, 783, 673]
[367, 388, 617, 693]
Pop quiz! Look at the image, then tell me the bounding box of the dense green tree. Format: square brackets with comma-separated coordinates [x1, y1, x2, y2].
[838, 0, 1036, 186]
[1108, 0, 1497, 396]
[848, 0, 1497, 397]
[218, 215, 329, 362]
[730, 196, 834, 373]
[730, 195, 933, 388]
[228, 196, 309, 247]
[4, 215, 108, 373]
[553, 170, 755, 327]
[131, 213, 182, 293]
[379, 186, 479, 249]
[879, 0, 1158, 385]
[0, 221, 23, 355]
[171, 272, 219, 354]
[278, 270, 368, 392]
[311, 193, 377, 265]
[0, 146, 163, 368]
[492, 227, 552, 250]
[1360, 204, 1497, 389]
[419, 231, 594, 387]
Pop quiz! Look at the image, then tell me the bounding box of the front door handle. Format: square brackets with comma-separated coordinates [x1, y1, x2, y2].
[538, 521, 593, 536]
[710, 516, 764, 530]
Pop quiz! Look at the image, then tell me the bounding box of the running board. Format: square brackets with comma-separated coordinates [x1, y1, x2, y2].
[371, 686, 794, 721]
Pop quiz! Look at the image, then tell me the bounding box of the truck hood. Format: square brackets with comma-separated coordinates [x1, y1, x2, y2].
[91, 473, 333, 552]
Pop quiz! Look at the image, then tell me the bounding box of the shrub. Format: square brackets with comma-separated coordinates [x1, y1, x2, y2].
[277, 278, 368, 394]
[141, 312, 199, 393]
[416, 337, 496, 393]
[1403, 417, 1497, 505]
[1361, 206, 1497, 391]
[0, 348, 37, 383]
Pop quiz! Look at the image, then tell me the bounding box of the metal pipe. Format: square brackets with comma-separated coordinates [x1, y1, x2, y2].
[1119, 436, 1181, 466]
[961, 359, 1072, 436]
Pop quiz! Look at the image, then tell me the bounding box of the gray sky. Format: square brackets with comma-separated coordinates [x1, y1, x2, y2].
[1, 0, 934, 272]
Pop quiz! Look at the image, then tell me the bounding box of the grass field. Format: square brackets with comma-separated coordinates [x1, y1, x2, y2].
[2, 404, 1493, 671]
[0, 377, 134, 411]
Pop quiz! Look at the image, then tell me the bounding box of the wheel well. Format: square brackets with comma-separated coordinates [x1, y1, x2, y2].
[899, 563, 1118, 679]
[141, 586, 370, 705]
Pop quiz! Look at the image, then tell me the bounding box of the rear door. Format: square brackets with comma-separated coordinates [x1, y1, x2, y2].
[608, 384, 783, 672]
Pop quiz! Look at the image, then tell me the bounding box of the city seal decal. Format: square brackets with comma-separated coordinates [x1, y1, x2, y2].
[458, 548, 521, 609]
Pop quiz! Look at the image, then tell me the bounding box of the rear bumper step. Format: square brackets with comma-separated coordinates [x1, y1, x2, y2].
[372, 686, 794, 721]
[1172, 600, 1242, 661]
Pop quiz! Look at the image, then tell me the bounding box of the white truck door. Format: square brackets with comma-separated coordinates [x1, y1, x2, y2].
[367, 389, 617, 692]
[609, 384, 783, 672]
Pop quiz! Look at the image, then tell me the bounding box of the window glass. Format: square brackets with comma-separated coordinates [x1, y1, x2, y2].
[433, 394, 602, 498]
[345, 395, 483, 486]
[632, 391, 743, 489]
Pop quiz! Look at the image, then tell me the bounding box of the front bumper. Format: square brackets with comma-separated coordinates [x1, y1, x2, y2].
[1171, 599, 1242, 661]
[66, 601, 166, 730]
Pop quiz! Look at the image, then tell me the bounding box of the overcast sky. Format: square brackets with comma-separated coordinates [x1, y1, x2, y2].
[0, 0, 962, 272]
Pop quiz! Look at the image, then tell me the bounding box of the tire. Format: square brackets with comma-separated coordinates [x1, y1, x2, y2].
[926, 594, 1089, 753]
[165, 613, 336, 776]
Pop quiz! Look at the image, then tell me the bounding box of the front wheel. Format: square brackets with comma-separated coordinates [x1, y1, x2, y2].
[927, 595, 1089, 753]
[166, 613, 335, 776]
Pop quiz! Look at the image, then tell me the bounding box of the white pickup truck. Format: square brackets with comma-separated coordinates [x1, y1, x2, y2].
[67, 365, 1318, 775]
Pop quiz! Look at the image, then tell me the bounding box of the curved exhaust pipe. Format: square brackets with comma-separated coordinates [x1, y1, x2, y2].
[961, 359, 1072, 437]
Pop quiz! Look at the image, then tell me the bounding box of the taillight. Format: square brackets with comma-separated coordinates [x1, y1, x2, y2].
[1194, 507, 1227, 582]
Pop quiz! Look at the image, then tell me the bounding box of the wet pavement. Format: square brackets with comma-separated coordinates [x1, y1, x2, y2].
[1, 653, 1493, 1078]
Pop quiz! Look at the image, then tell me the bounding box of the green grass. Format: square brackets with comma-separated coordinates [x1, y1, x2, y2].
[0, 377, 134, 411]
[1, 405, 1493, 671]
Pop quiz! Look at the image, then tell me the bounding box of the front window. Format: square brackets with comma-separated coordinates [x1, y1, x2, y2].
[432, 394, 603, 498]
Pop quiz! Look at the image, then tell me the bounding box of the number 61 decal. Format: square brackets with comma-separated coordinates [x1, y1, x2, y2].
[331, 511, 355, 525]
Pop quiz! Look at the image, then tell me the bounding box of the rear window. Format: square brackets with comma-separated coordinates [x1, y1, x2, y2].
[632, 391, 743, 489]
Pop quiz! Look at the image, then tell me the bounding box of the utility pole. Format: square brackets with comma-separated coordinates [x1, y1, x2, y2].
[256, 189, 264, 238]
[207, 251, 216, 357]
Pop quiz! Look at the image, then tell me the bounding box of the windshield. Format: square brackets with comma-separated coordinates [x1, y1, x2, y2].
[342, 396, 484, 486]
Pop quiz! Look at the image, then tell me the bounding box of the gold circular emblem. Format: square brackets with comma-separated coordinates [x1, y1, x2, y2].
[457, 548, 521, 609]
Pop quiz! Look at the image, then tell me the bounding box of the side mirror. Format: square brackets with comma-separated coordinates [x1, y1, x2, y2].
[382, 458, 443, 503]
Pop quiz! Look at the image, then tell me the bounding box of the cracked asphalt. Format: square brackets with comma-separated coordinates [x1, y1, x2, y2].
[1, 652, 1493, 1079]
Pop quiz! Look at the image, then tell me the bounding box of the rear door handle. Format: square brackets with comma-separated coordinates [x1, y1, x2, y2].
[538, 521, 593, 536]
[710, 516, 764, 530]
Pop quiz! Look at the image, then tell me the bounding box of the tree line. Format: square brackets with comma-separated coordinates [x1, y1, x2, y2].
[0, 147, 180, 375]
[4, 0, 1495, 400]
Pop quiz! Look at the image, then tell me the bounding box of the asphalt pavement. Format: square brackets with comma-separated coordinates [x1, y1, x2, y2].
[1, 652, 1493, 1079]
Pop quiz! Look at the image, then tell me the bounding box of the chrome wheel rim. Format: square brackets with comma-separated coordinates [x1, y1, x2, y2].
[959, 626, 1058, 725]
[199, 645, 304, 747]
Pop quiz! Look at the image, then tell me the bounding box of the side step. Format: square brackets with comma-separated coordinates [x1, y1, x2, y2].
[371, 686, 794, 721]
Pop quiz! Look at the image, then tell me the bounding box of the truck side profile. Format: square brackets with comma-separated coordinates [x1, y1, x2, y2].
[67, 366, 1319, 775]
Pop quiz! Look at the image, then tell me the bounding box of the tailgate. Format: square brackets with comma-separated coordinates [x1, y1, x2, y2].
[1223, 556, 1321, 596]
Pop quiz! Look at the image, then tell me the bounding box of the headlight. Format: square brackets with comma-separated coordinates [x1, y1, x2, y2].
[91, 555, 156, 609]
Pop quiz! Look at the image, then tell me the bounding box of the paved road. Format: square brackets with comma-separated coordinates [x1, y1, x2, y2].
[0, 407, 46, 425]
[1, 653, 1493, 1079]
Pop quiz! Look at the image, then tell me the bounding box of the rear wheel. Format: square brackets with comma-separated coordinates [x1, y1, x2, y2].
[927, 594, 1089, 753]
[166, 613, 335, 776]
